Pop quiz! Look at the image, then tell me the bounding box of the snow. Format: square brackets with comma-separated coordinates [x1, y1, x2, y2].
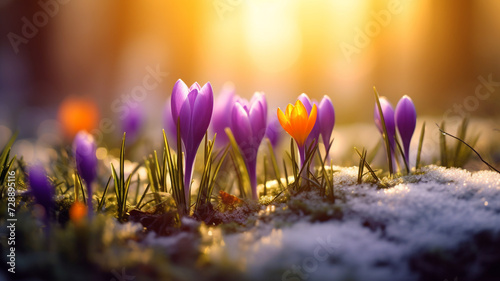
[129, 165, 500, 280]
[214, 165, 500, 280]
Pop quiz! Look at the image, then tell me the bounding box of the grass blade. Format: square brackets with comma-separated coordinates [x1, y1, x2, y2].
[354, 147, 380, 182]
[416, 122, 426, 170]
[439, 120, 448, 167]
[266, 139, 285, 190]
[136, 183, 150, 210]
[373, 87, 394, 176]
[225, 128, 250, 198]
[97, 175, 112, 212]
[395, 137, 409, 174]
[437, 124, 499, 173]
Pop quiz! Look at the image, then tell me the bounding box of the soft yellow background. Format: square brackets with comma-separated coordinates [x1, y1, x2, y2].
[1, 0, 500, 125]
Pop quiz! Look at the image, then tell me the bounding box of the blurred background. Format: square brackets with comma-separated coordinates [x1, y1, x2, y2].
[0, 0, 499, 163]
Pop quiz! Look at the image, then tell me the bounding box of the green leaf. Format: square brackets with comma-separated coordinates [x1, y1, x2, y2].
[354, 147, 380, 183]
[439, 120, 448, 167]
[416, 122, 426, 170]
[356, 147, 366, 184]
[97, 175, 112, 212]
[225, 128, 250, 198]
[395, 137, 409, 174]
[437, 124, 499, 174]
[266, 139, 285, 190]
[373, 87, 393, 176]
[136, 183, 151, 210]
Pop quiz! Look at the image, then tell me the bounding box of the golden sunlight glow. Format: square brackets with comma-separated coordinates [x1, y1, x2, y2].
[96, 147, 108, 160]
[244, 0, 302, 73]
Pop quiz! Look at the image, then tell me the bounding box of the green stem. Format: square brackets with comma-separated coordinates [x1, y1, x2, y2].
[86, 181, 93, 219]
[184, 152, 196, 207]
[247, 159, 258, 200]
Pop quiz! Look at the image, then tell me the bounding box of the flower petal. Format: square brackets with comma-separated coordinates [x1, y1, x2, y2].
[297, 93, 313, 113]
[305, 101, 320, 147]
[266, 115, 283, 148]
[198, 82, 212, 100]
[191, 83, 213, 147]
[294, 100, 308, 135]
[171, 79, 189, 122]
[318, 95, 335, 144]
[122, 105, 143, 143]
[29, 164, 53, 211]
[374, 97, 396, 150]
[250, 92, 267, 117]
[190, 82, 201, 91]
[291, 101, 307, 146]
[211, 83, 235, 147]
[178, 97, 193, 151]
[395, 95, 417, 161]
[306, 104, 318, 137]
[286, 103, 294, 116]
[395, 95, 416, 142]
[73, 131, 97, 184]
[277, 107, 292, 136]
[232, 102, 252, 147]
[249, 93, 267, 140]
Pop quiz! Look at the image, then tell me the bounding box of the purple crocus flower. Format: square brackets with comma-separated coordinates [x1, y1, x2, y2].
[231, 92, 267, 200]
[298, 94, 320, 148]
[318, 95, 335, 150]
[374, 97, 396, 173]
[265, 114, 283, 149]
[29, 164, 54, 218]
[374, 97, 396, 152]
[121, 105, 143, 144]
[395, 95, 417, 165]
[170, 79, 213, 204]
[211, 83, 235, 147]
[73, 131, 97, 215]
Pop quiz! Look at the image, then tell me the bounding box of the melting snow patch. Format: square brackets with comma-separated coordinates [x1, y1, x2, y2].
[222, 165, 500, 280]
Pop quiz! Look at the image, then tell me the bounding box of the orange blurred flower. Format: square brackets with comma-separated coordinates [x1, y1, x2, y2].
[277, 100, 317, 148]
[58, 97, 99, 138]
[69, 201, 88, 224]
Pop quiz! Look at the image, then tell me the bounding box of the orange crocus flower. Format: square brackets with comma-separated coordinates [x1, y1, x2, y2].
[58, 96, 99, 139]
[277, 100, 318, 148]
[69, 201, 88, 224]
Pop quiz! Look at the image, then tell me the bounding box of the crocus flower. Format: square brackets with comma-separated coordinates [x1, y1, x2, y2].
[318, 95, 335, 151]
[29, 164, 54, 218]
[395, 95, 417, 165]
[73, 131, 97, 215]
[171, 79, 213, 204]
[374, 97, 396, 152]
[297, 94, 320, 148]
[121, 105, 143, 144]
[374, 97, 396, 172]
[277, 100, 318, 167]
[58, 96, 99, 139]
[211, 82, 236, 147]
[230, 92, 267, 200]
[265, 114, 283, 149]
[69, 201, 88, 224]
